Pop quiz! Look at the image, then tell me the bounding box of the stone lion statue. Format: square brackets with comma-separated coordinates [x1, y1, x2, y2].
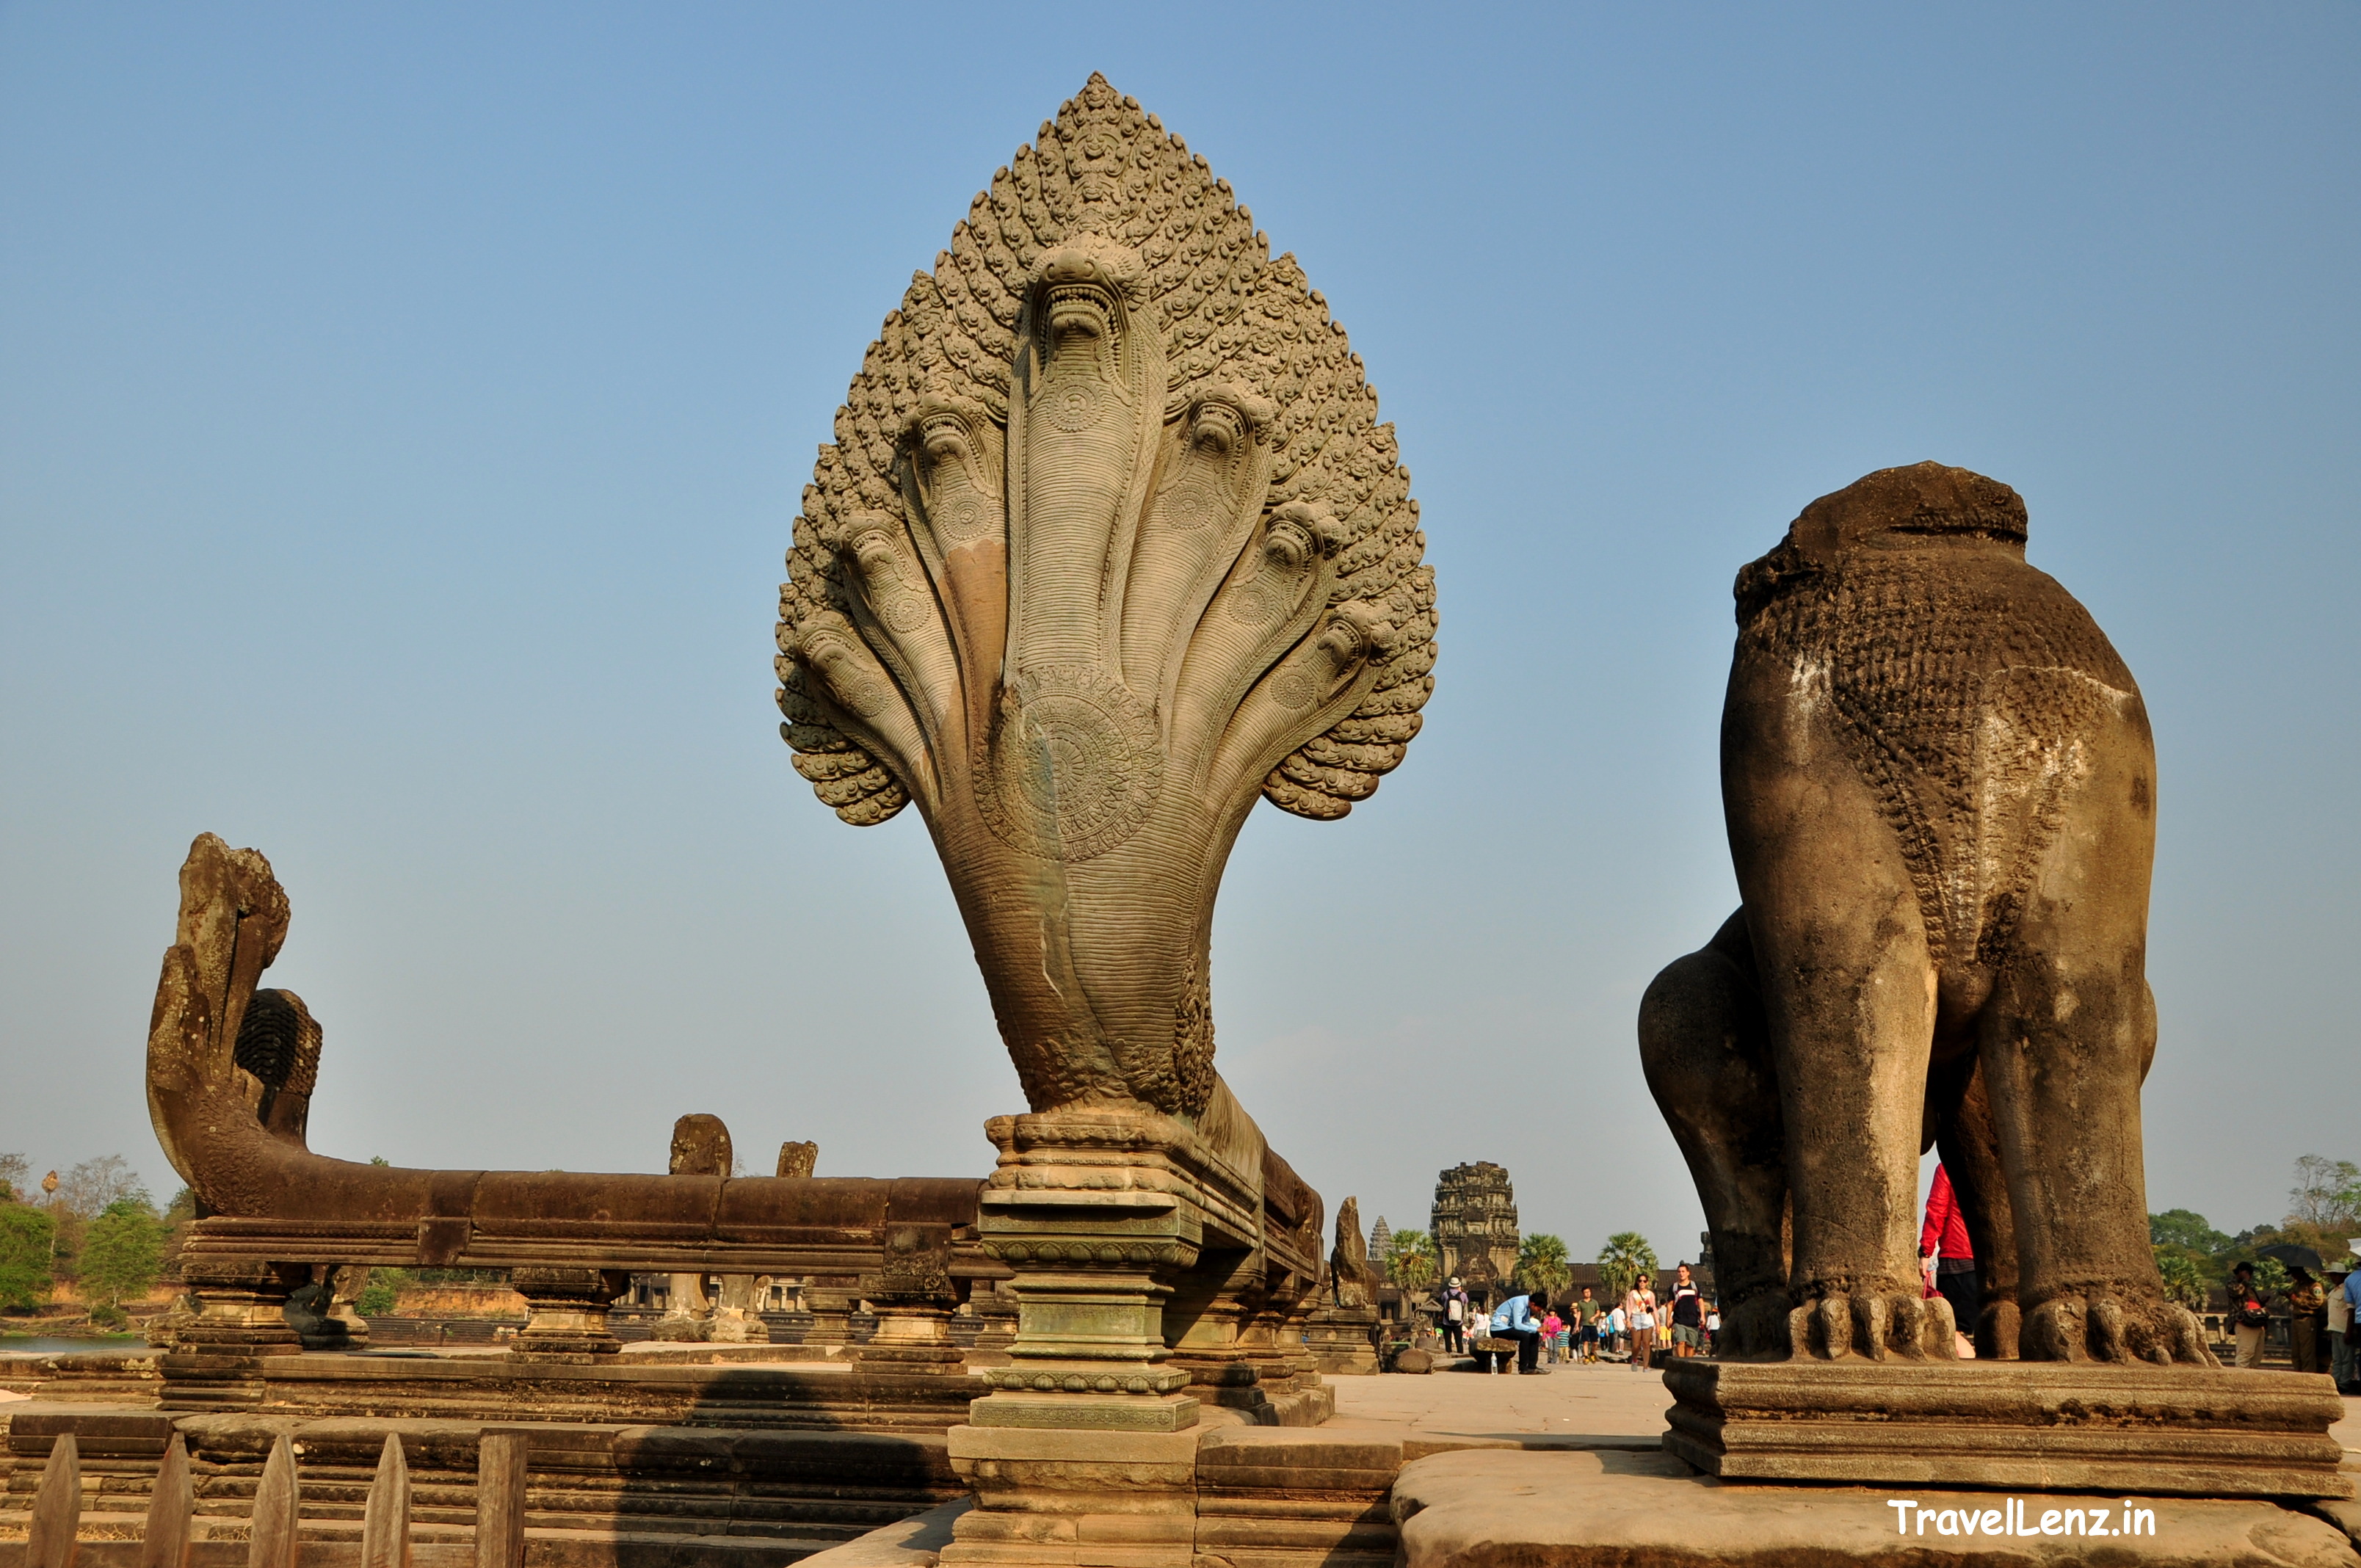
[1640, 462, 2212, 1367]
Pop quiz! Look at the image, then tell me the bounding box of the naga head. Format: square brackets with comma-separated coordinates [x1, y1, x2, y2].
[776, 78, 1436, 1119]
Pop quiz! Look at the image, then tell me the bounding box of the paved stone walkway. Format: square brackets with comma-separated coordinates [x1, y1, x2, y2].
[1328, 1356, 1678, 1442]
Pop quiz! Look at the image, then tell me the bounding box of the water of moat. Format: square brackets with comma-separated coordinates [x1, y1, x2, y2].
[0, 1335, 146, 1354]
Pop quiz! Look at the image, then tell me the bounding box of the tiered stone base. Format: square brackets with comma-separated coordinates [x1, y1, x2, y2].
[0, 1353, 162, 1404]
[1302, 1307, 1380, 1377]
[1392, 1449, 2361, 1568]
[1664, 1360, 2351, 1498]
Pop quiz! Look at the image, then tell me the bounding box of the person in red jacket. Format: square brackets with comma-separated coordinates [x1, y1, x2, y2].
[1920, 1164, 1979, 1347]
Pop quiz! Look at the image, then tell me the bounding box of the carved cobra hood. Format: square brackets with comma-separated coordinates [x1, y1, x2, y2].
[776, 76, 1437, 1118]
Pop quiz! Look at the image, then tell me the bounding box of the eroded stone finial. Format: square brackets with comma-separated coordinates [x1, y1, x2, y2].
[776, 76, 1437, 1118]
[667, 1115, 731, 1178]
[775, 1141, 817, 1179]
[1330, 1196, 1371, 1309]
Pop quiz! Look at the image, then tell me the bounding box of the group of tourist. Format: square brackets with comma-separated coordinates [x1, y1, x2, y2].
[1927, 1161, 2361, 1386]
[2227, 1258, 2361, 1389]
[1426, 1166, 2361, 1383]
[1437, 1264, 1719, 1374]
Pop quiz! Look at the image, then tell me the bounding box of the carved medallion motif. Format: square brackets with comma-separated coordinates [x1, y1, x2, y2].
[976, 664, 1162, 861]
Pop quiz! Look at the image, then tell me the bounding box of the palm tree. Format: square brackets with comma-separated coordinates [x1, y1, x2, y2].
[1597, 1232, 1658, 1300]
[1385, 1229, 1439, 1295]
[1515, 1233, 1572, 1297]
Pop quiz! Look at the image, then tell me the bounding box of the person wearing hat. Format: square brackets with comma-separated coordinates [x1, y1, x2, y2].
[1438, 1277, 1472, 1355]
[2326, 1263, 2355, 1392]
[2228, 1261, 2271, 1368]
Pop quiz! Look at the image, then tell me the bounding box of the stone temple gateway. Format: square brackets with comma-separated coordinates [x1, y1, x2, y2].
[13, 73, 2351, 1568]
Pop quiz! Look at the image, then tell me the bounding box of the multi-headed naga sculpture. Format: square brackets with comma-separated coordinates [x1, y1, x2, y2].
[1641, 462, 2210, 1368]
[776, 75, 1435, 1119]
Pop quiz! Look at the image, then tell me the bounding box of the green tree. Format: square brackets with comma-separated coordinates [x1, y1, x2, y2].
[0, 1205, 57, 1311]
[1515, 1233, 1573, 1296]
[41, 1155, 146, 1284]
[0, 1153, 29, 1205]
[78, 1195, 164, 1310]
[1385, 1230, 1438, 1295]
[159, 1187, 197, 1278]
[2154, 1248, 2207, 1310]
[2150, 1210, 2231, 1255]
[1597, 1233, 1658, 1300]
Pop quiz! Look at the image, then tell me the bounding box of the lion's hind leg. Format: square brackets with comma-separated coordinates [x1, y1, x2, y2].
[1974, 688, 2212, 1367]
[1640, 910, 1792, 1358]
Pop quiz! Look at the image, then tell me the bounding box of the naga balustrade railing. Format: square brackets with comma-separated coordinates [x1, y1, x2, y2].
[18, 1429, 526, 1568]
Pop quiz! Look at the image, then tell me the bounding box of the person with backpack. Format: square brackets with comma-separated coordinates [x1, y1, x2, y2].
[1439, 1277, 1471, 1354]
[1667, 1263, 1705, 1357]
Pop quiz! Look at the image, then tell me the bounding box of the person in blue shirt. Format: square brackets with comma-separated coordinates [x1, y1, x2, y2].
[1488, 1288, 1552, 1375]
[2339, 1265, 2361, 1393]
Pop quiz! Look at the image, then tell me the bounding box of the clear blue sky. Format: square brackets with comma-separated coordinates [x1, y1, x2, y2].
[3, 4, 2354, 1266]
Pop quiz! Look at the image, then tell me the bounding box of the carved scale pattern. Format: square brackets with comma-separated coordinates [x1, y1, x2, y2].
[1738, 551, 2135, 968]
[775, 74, 1435, 826]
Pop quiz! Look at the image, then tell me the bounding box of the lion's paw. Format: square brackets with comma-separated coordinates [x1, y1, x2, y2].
[1973, 1299, 2021, 1362]
[1712, 1291, 1800, 1361]
[2023, 1288, 2217, 1367]
[1784, 1283, 1957, 1361]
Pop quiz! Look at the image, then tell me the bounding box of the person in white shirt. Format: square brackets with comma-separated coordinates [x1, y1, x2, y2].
[1439, 1277, 1471, 1354]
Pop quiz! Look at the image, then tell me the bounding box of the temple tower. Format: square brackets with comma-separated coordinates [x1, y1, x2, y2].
[1429, 1162, 1520, 1299]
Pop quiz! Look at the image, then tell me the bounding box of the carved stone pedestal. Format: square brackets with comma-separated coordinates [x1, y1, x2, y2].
[177, 1260, 308, 1354]
[1302, 1304, 1381, 1376]
[1163, 1249, 1280, 1414]
[855, 1224, 966, 1373]
[947, 1425, 1202, 1568]
[803, 1283, 857, 1350]
[1663, 1359, 2353, 1498]
[943, 1109, 1230, 1568]
[509, 1267, 632, 1362]
[162, 1259, 309, 1407]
